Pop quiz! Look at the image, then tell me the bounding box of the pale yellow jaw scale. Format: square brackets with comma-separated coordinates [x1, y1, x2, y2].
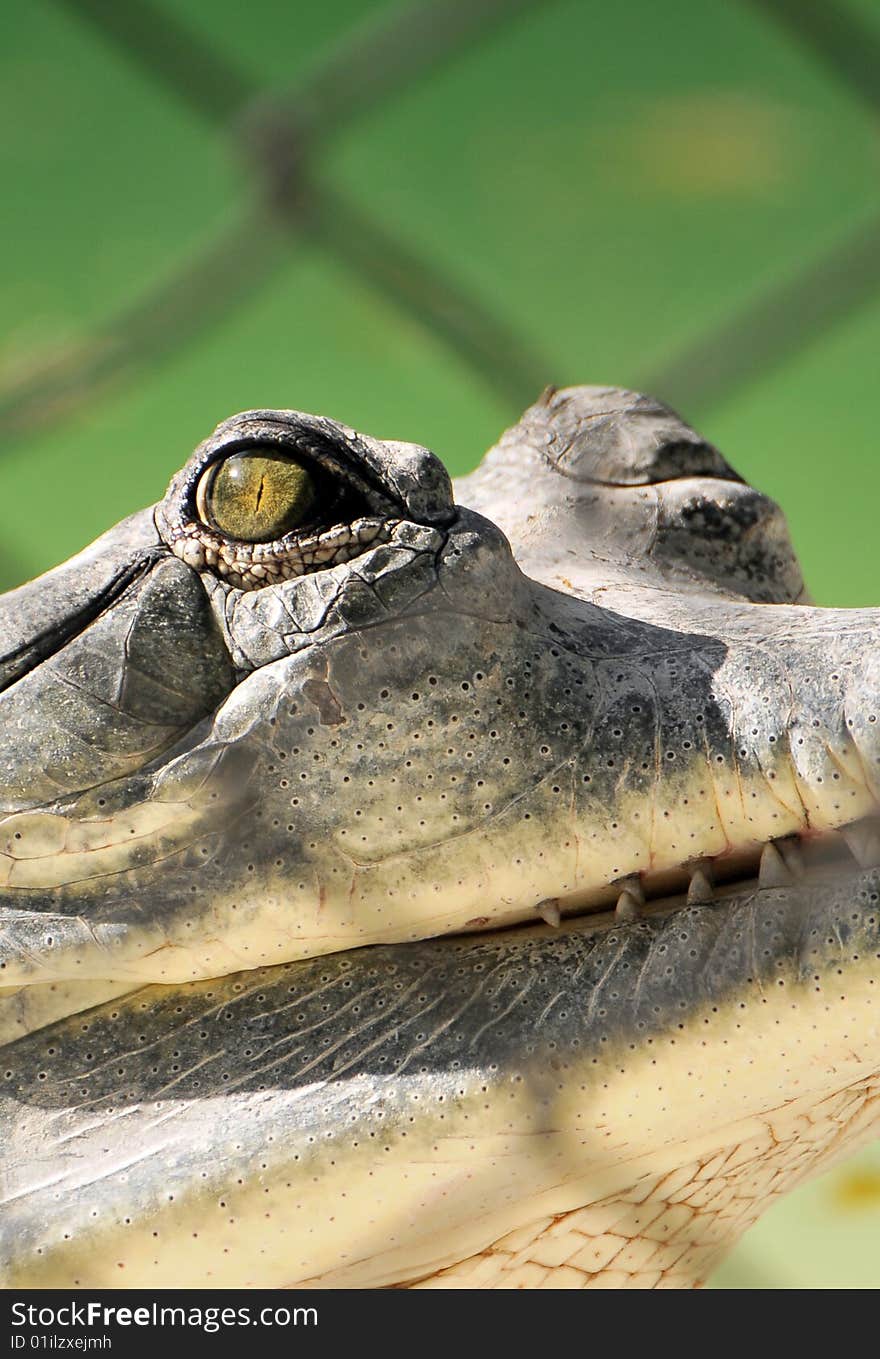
[5, 947, 877, 1290]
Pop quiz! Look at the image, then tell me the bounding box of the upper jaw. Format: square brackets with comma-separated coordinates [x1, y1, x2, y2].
[1, 391, 879, 1033]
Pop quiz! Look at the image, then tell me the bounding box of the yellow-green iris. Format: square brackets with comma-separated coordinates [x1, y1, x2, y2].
[198, 450, 319, 542]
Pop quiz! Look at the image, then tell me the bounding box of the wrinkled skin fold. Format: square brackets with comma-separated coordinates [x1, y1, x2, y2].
[0, 387, 878, 1289]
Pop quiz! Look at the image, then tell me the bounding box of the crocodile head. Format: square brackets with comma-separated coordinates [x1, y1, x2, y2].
[1, 387, 878, 1289]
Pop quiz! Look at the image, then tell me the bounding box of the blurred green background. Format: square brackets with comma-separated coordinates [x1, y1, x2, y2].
[3, 0, 880, 1288]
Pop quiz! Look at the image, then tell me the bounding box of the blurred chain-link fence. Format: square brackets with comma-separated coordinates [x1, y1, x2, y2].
[6, 0, 880, 446]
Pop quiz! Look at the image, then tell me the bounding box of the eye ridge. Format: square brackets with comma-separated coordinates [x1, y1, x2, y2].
[156, 413, 454, 593]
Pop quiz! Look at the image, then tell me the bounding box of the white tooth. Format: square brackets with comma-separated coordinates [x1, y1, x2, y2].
[777, 837, 805, 878]
[759, 842, 794, 889]
[687, 862, 714, 904]
[618, 874, 645, 904]
[861, 836, 880, 868]
[842, 823, 880, 869]
[615, 890, 641, 922]
[538, 900, 561, 928]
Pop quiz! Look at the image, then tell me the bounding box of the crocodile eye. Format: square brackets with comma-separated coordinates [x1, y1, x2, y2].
[195, 449, 324, 543]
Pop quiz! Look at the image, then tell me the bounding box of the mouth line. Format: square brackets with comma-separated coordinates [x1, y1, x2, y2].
[460, 817, 880, 945]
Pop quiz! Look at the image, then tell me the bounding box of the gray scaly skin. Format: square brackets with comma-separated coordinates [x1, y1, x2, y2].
[0, 387, 878, 1289]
